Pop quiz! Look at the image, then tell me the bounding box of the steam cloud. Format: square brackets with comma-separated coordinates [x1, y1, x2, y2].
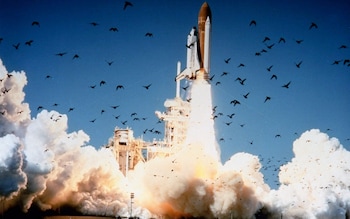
[0, 58, 349, 218]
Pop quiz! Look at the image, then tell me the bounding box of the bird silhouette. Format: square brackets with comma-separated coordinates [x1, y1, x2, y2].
[224, 58, 231, 63]
[262, 37, 270, 43]
[143, 84, 152, 90]
[295, 61, 303, 68]
[338, 45, 347, 49]
[68, 107, 75, 112]
[282, 81, 291, 89]
[123, 1, 133, 10]
[230, 99, 240, 106]
[295, 39, 303, 44]
[270, 74, 277, 80]
[264, 96, 271, 103]
[249, 20, 256, 26]
[267, 65, 273, 72]
[116, 85, 124, 90]
[90, 22, 99, 26]
[221, 72, 228, 76]
[12, 43, 20, 50]
[106, 60, 114, 66]
[90, 85, 96, 89]
[72, 54, 79, 59]
[55, 52, 67, 56]
[278, 37, 286, 43]
[100, 80, 106, 86]
[111, 105, 119, 109]
[266, 43, 275, 49]
[237, 63, 245, 68]
[227, 113, 235, 119]
[309, 22, 318, 29]
[25, 40, 33, 46]
[243, 92, 250, 99]
[31, 21, 40, 27]
[332, 60, 342, 65]
[109, 27, 118, 32]
[145, 32, 153, 37]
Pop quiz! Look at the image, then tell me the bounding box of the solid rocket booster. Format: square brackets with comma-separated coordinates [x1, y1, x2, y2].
[175, 2, 212, 82]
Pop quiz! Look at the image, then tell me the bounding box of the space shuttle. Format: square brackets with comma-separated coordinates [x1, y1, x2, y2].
[175, 2, 212, 83]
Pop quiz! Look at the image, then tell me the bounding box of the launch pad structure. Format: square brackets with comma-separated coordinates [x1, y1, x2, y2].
[106, 2, 212, 176]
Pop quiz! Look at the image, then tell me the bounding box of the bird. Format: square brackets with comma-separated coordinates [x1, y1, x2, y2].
[295, 39, 303, 44]
[182, 85, 189, 91]
[230, 99, 240, 106]
[266, 65, 273, 72]
[101, 109, 105, 114]
[111, 105, 119, 109]
[100, 80, 106, 86]
[37, 106, 44, 111]
[282, 81, 291, 89]
[243, 92, 250, 99]
[264, 96, 271, 103]
[90, 119, 96, 123]
[72, 54, 79, 59]
[278, 37, 286, 43]
[338, 45, 347, 49]
[68, 107, 75, 112]
[237, 63, 245, 68]
[106, 60, 114, 66]
[143, 84, 152, 90]
[145, 32, 153, 37]
[266, 43, 275, 49]
[332, 60, 342, 65]
[221, 72, 229, 76]
[262, 37, 270, 43]
[123, 1, 133, 10]
[12, 43, 20, 50]
[116, 85, 124, 90]
[90, 22, 99, 26]
[224, 58, 231, 63]
[90, 85, 96, 89]
[227, 113, 235, 119]
[270, 74, 277, 80]
[45, 75, 52, 79]
[31, 21, 40, 27]
[109, 27, 118, 32]
[55, 52, 67, 56]
[309, 22, 318, 29]
[275, 134, 281, 138]
[249, 20, 256, 26]
[295, 61, 303, 68]
[25, 40, 34, 46]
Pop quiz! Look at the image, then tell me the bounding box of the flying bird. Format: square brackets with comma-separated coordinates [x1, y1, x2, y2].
[116, 85, 124, 90]
[262, 36, 270, 43]
[266, 65, 273, 72]
[249, 20, 256, 26]
[338, 45, 347, 49]
[123, 1, 133, 10]
[282, 81, 291, 89]
[72, 54, 79, 59]
[106, 60, 114, 66]
[55, 52, 67, 56]
[237, 63, 245, 68]
[25, 40, 34, 46]
[230, 99, 241, 106]
[309, 22, 318, 29]
[90, 22, 99, 26]
[295, 61, 303, 68]
[109, 27, 118, 32]
[295, 39, 303, 44]
[278, 37, 286, 43]
[145, 32, 153, 37]
[100, 80, 106, 86]
[31, 21, 40, 27]
[143, 84, 152, 90]
[12, 43, 20, 50]
[224, 58, 231, 63]
[270, 74, 277, 80]
[264, 96, 271, 103]
[243, 92, 250, 99]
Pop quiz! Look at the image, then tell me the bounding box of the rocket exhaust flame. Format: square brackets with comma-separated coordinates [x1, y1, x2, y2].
[1, 2, 350, 219]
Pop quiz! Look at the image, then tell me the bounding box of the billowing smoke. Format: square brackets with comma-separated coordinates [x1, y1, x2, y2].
[0, 58, 349, 218]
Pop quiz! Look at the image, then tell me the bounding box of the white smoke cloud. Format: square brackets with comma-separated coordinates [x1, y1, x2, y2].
[265, 129, 350, 218]
[0, 58, 349, 219]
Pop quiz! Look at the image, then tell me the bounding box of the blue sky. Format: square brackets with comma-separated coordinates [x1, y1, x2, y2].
[1, 0, 349, 188]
